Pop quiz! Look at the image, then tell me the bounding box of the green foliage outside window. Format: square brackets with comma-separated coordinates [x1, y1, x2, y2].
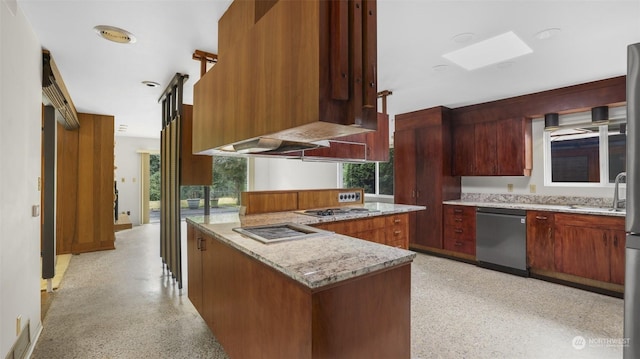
[342, 149, 394, 195]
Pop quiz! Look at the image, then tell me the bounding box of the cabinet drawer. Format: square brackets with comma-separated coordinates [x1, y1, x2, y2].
[443, 205, 475, 218]
[443, 226, 475, 240]
[443, 236, 475, 256]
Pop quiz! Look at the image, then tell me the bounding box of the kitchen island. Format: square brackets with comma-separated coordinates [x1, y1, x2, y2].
[186, 203, 423, 359]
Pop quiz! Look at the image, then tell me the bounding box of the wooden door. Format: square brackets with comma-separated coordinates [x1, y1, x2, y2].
[452, 124, 475, 176]
[610, 229, 626, 285]
[496, 118, 529, 175]
[526, 211, 555, 271]
[555, 224, 611, 282]
[414, 126, 443, 248]
[393, 130, 416, 205]
[474, 121, 497, 175]
[187, 225, 204, 314]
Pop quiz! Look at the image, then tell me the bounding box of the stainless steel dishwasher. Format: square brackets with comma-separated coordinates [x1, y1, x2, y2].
[476, 207, 528, 276]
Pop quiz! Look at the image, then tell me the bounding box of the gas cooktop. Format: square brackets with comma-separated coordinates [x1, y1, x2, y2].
[300, 207, 379, 217]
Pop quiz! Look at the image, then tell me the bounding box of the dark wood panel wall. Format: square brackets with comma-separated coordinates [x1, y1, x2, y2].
[56, 113, 115, 254]
[451, 76, 626, 125]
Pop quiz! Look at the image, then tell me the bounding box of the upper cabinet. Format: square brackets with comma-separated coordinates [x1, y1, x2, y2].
[192, 0, 379, 155]
[452, 117, 532, 176]
[451, 76, 626, 177]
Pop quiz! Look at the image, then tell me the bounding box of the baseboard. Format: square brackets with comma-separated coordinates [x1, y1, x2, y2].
[24, 323, 43, 359]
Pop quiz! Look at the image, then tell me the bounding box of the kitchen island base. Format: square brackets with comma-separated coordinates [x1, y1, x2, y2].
[187, 222, 412, 359]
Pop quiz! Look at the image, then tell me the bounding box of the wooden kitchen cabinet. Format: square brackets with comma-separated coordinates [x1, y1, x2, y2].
[442, 205, 476, 256]
[526, 211, 555, 271]
[451, 118, 532, 176]
[554, 213, 625, 284]
[394, 107, 461, 251]
[313, 213, 409, 249]
[187, 224, 204, 314]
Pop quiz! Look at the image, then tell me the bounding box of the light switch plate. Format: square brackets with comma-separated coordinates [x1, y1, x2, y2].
[507, 184, 514, 192]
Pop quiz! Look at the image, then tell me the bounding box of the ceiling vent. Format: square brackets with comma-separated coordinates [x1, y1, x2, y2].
[42, 50, 79, 129]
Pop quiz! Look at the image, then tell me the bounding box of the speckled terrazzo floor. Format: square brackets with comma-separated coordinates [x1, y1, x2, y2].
[32, 223, 623, 359]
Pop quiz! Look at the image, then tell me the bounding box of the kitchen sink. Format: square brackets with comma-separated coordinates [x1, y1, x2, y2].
[233, 223, 332, 244]
[566, 204, 625, 213]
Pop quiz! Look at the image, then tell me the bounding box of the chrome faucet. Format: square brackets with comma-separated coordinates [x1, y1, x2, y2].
[613, 172, 627, 211]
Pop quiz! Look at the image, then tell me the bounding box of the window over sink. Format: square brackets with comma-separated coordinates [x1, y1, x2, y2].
[544, 107, 626, 186]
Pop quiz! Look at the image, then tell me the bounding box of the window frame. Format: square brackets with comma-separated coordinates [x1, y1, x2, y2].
[543, 124, 617, 188]
[338, 154, 394, 198]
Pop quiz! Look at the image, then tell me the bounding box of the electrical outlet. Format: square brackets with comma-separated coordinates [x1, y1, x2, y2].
[507, 184, 514, 192]
[530, 184, 537, 193]
[16, 315, 21, 336]
[121, 177, 125, 183]
[132, 177, 136, 183]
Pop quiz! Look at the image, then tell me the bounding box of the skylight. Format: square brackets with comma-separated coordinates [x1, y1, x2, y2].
[442, 31, 533, 71]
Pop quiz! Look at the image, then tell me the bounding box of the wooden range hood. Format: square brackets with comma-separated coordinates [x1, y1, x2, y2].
[192, 0, 378, 155]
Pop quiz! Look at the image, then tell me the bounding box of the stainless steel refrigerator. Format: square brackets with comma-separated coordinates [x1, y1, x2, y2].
[625, 42, 640, 358]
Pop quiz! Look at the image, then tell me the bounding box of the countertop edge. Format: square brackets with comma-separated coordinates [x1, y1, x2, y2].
[442, 200, 625, 217]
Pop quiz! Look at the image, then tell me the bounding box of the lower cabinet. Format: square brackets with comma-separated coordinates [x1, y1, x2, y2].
[313, 213, 409, 249]
[526, 211, 625, 286]
[442, 205, 476, 256]
[554, 213, 625, 285]
[526, 211, 555, 271]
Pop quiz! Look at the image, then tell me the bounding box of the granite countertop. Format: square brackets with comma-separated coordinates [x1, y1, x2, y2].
[443, 199, 625, 217]
[186, 203, 424, 290]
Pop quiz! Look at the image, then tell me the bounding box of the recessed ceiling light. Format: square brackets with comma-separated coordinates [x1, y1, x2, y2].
[534, 28, 561, 40]
[93, 25, 136, 44]
[452, 33, 475, 44]
[442, 31, 533, 71]
[432, 64, 449, 72]
[142, 81, 160, 88]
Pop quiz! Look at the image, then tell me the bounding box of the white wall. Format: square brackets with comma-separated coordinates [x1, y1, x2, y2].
[0, 0, 43, 354]
[114, 136, 160, 225]
[461, 117, 615, 198]
[250, 157, 339, 190]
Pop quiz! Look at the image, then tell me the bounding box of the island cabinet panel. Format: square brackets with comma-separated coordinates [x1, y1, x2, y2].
[442, 205, 476, 256]
[526, 211, 555, 271]
[312, 264, 411, 359]
[186, 222, 412, 358]
[394, 106, 461, 252]
[553, 213, 625, 284]
[186, 225, 204, 315]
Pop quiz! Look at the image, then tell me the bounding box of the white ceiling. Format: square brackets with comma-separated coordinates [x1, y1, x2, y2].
[18, 0, 640, 139]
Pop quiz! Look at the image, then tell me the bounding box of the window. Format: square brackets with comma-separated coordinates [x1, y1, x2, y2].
[545, 121, 626, 186]
[180, 156, 248, 208]
[341, 149, 394, 195]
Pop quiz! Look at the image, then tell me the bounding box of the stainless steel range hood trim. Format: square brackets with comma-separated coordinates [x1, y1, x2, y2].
[219, 137, 331, 154]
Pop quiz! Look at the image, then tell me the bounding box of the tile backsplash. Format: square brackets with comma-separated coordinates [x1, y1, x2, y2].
[461, 193, 615, 208]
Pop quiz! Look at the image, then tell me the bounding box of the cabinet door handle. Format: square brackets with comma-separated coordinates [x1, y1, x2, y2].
[197, 237, 202, 250]
[200, 238, 207, 251]
[394, 230, 402, 235]
[416, 190, 420, 198]
[535, 216, 548, 220]
[454, 218, 463, 222]
[412, 190, 416, 198]
[614, 235, 618, 247]
[453, 209, 463, 213]
[394, 219, 401, 224]
[454, 241, 463, 246]
[454, 229, 463, 233]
